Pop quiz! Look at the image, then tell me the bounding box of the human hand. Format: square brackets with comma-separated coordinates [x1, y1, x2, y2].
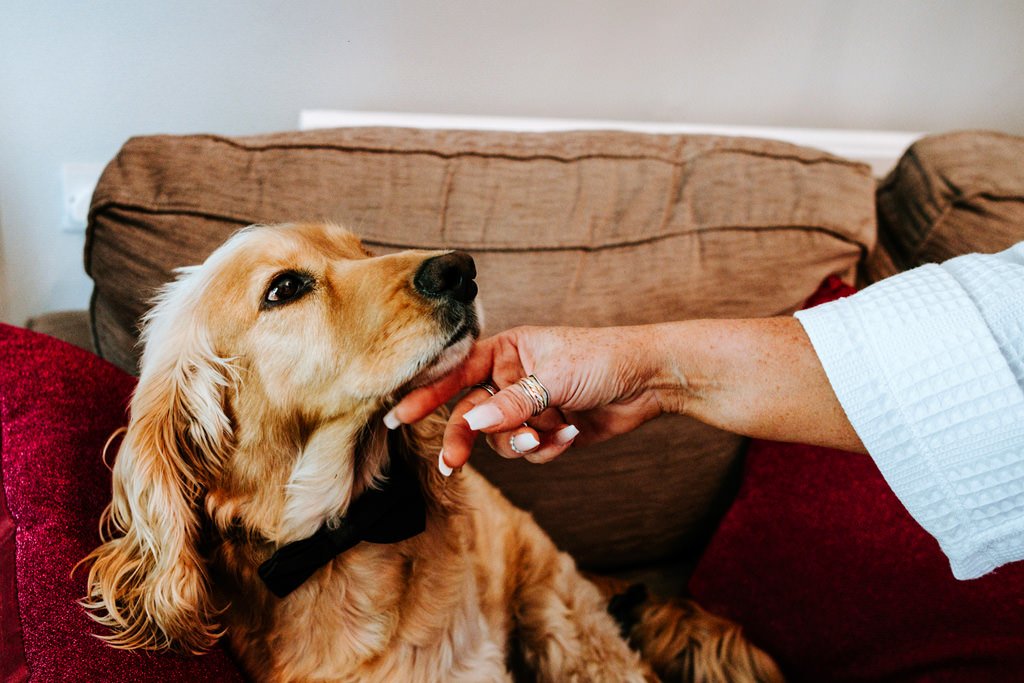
[385, 325, 664, 473]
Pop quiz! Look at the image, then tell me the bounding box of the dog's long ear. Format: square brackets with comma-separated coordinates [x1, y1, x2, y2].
[81, 271, 235, 652]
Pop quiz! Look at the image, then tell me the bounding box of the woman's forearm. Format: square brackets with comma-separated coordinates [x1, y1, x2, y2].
[643, 317, 866, 453]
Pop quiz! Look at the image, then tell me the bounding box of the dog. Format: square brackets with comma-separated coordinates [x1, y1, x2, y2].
[81, 222, 781, 682]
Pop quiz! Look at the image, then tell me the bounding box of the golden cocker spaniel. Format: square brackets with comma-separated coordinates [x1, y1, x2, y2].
[81, 222, 780, 682]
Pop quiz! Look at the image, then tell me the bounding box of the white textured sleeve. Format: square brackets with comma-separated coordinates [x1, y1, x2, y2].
[794, 242, 1024, 580]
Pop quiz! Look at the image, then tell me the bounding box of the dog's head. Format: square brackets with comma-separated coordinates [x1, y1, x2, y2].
[81, 222, 479, 651]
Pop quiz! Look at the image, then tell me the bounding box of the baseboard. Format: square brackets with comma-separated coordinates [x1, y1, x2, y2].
[299, 109, 922, 177]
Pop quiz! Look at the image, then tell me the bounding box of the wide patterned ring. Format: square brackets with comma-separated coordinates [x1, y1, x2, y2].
[515, 374, 550, 416]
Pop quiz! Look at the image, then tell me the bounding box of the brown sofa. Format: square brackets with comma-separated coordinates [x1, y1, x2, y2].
[28, 127, 1024, 595]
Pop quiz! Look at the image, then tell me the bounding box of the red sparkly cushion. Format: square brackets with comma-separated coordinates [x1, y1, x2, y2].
[0, 324, 244, 681]
[688, 278, 1024, 682]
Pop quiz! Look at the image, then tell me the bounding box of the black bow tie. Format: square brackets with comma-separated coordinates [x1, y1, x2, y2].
[258, 445, 427, 598]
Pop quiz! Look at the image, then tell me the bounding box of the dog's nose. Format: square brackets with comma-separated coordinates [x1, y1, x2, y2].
[414, 251, 477, 304]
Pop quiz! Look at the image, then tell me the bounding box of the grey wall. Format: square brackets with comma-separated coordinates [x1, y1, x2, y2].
[2, 0, 1022, 325]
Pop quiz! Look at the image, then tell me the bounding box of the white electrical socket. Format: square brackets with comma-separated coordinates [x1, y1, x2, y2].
[61, 162, 105, 232]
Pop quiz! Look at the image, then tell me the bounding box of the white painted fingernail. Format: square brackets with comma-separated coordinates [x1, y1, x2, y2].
[464, 404, 503, 431]
[554, 424, 580, 445]
[438, 451, 453, 477]
[512, 433, 540, 453]
[383, 408, 401, 430]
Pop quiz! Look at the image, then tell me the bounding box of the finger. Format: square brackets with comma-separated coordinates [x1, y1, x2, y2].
[462, 382, 546, 434]
[387, 341, 496, 427]
[439, 386, 496, 471]
[525, 405, 565, 433]
[484, 425, 542, 460]
[522, 424, 580, 464]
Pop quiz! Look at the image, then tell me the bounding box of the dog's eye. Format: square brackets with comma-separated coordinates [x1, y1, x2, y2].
[264, 272, 311, 307]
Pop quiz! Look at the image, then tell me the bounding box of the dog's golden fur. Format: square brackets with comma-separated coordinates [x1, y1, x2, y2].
[81, 222, 781, 682]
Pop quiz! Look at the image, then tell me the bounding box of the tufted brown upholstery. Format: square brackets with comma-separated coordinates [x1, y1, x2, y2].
[85, 126, 875, 574]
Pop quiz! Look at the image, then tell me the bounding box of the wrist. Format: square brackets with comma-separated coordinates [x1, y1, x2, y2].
[637, 321, 696, 416]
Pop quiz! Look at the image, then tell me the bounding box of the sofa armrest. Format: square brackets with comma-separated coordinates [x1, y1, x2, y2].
[24, 310, 94, 353]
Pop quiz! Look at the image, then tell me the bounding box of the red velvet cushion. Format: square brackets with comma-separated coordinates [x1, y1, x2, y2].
[0, 324, 244, 682]
[689, 278, 1024, 682]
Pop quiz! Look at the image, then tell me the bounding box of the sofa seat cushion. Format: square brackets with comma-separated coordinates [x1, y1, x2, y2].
[86, 126, 876, 572]
[688, 279, 1024, 682]
[0, 324, 244, 681]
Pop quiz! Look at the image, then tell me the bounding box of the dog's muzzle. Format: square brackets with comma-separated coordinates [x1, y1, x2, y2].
[414, 251, 477, 304]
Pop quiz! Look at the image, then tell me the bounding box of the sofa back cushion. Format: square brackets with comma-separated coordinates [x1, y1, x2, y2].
[874, 131, 1024, 277]
[86, 127, 875, 571]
